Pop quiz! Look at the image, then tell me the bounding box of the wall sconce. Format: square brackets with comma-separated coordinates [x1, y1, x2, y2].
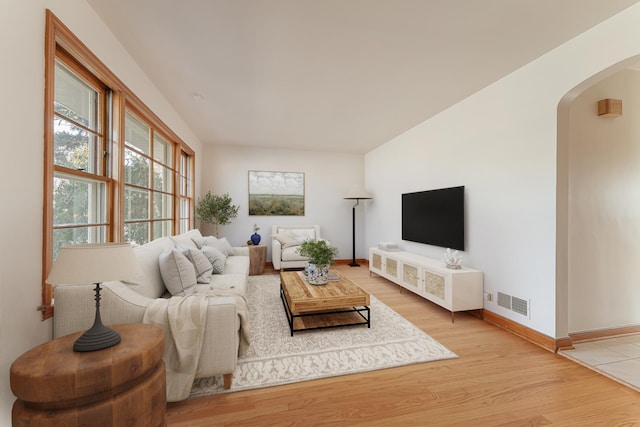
[597, 99, 622, 117]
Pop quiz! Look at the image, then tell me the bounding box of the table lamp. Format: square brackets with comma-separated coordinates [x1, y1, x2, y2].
[47, 243, 140, 352]
[344, 184, 373, 267]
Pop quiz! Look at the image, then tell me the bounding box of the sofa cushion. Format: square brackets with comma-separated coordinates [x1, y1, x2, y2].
[224, 255, 250, 275]
[207, 273, 248, 296]
[200, 246, 226, 274]
[159, 248, 198, 296]
[126, 237, 174, 298]
[171, 229, 202, 250]
[181, 247, 213, 283]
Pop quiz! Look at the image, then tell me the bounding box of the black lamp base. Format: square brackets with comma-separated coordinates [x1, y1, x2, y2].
[73, 323, 121, 352]
[73, 283, 121, 352]
[349, 262, 361, 267]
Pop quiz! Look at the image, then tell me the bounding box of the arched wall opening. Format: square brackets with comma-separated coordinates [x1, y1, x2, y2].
[557, 54, 640, 342]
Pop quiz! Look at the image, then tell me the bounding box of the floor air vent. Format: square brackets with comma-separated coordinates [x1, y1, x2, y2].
[497, 292, 529, 317]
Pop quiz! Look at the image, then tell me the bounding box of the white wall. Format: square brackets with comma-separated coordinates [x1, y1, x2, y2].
[365, 4, 640, 339]
[568, 69, 640, 333]
[0, 1, 202, 420]
[199, 144, 366, 263]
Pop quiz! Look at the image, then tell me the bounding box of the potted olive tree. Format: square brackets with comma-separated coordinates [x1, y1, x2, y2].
[297, 239, 339, 285]
[196, 191, 239, 237]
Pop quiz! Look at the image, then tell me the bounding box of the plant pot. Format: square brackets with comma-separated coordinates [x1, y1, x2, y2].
[306, 263, 330, 285]
[250, 233, 261, 245]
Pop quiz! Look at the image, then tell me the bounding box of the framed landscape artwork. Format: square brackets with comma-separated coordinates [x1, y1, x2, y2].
[248, 170, 305, 216]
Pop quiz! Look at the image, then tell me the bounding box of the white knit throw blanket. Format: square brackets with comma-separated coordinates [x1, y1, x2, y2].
[143, 290, 250, 402]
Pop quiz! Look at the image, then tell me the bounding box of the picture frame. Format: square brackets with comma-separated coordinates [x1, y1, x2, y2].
[248, 170, 305, 216]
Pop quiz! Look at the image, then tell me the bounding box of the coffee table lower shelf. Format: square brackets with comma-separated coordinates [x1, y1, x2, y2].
[280, 287, 370, 336]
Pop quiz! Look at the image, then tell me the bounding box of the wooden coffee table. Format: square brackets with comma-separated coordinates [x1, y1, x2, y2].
[280, 270, 370, 336]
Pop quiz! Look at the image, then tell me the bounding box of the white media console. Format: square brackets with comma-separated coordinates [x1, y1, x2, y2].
[369, 247, 484, 321]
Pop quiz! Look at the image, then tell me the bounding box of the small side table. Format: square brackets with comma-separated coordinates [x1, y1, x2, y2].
[248, 244, 267, 275]
[10, 323, 166, 427]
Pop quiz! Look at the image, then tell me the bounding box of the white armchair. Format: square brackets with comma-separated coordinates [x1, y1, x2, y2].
[271, 225, 322, 270]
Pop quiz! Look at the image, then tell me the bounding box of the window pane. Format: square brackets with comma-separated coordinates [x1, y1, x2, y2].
[53, 117, 100, 173]
[154, 134, 173, 166]
[179, 197, 188, 218]
[125, 111, 150, 155]
[125, 187, 150, 221]
[124, 222, 149, 246]
[53, 176, 106, 226]
[53, 226, 107, 260]
[153, 220, 172, 240]
[179, 152, 191, 197]
[153, 163, 173, 192]
[180, 218, 189, 234]
[153, 193, 173, 220]
[125, 148, 150, 187]
[54, 61, 99, 131]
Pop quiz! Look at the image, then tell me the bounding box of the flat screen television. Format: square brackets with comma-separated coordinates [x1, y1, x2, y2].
[402, 186, 465, 251]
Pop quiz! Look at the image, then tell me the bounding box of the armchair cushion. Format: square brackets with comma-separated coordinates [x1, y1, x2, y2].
[288, 228, 316, 243]
[272, 232, 298, 249]
[282, 246, 309, 261]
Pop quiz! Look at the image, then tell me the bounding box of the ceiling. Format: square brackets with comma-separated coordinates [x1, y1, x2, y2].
[86, 0, 640, 154]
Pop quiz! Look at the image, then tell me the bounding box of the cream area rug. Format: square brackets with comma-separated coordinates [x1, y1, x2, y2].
[189, 274, 457, 399]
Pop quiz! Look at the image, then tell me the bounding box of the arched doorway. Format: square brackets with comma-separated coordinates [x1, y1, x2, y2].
[556, 56, 640, 389]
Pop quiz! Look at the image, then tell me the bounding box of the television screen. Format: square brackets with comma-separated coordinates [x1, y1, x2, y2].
[401, 186, 465, 251]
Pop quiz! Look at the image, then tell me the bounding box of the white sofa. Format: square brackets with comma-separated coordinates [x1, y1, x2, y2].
[53, 229, 249, 393]
[271, 224, 322, 270]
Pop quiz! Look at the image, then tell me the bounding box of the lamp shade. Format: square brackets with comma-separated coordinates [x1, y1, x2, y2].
[47, 243, 140, 286]
[344, 184, 373, 200]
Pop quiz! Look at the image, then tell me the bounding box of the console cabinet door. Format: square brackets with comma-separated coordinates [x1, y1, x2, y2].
[384, 257, 400, 281]
[400, 261, 422, 293]
[370, 250, 383, 275]
[422, 269, 450, 307]
[370, 249, 401, 282]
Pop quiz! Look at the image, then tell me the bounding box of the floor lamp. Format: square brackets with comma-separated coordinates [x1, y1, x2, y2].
[344, 184, 373, 267]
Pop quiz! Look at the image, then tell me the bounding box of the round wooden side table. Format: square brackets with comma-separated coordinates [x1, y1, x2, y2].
[248, 244, 267, 275]
[10, 323, 166, 427]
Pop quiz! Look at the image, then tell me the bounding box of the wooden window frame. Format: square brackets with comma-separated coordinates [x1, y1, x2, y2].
[41, 10, 195, 319]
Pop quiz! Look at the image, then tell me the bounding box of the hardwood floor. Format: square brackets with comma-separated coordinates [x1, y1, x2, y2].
[166, 264, 640, 426]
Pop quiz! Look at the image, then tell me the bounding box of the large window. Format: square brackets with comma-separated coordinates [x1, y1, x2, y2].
[52, 59, 111, 257]
[124, 110, 175, 245]
[42, 11, 195, 319]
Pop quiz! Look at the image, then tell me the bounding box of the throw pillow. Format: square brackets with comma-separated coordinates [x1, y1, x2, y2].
[192, 235, 236, 256]
[273, 232, 299, 249]
[200, 246, 227, 274]
[192, 235, 217, 249]
[181, 247, 213, 284]
[217, 237, 236, 256]
[158, 248, 198, 296]
[287, 228, 316, 243]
